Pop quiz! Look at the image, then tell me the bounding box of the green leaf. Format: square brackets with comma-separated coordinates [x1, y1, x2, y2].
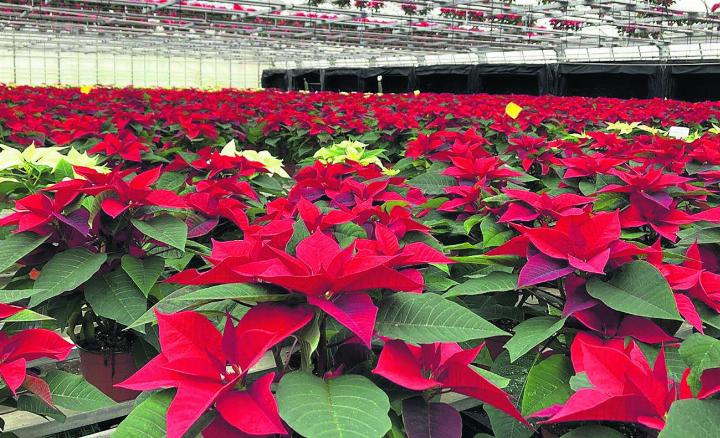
[578, 181, 596, 196]
[561, 426, 624, 438]
[569, 372, 592, 391]
[659, 399, 720, 438]
[423, 272, 458, 293]
[450, 254, 518, 266]
[3, 308, 53, 322]
[505, 317, 566, 362]
[44, 370, 116, 412]
[169, 283, 286, 304]
[115, 390, 173, 438]
[696, 300, 720, 331]
[253, 174, 285, 193]
[444, 272, 519, 298]
[679, 333, 720, 392]
[121, 255, 165, 297]
[132, 215, 188, 251]
[54, 158, 76, 180]
[473, 366, 510, 389]
[0, 289, 38, 303]
[480, 216, 513, 248]
[126, 285, 200, 329]
[485, 406, 533, 438]
[407, 172, 455, 195]
[0, 232, 48, 273]
[298, 316, 320, 372]
[164, 251, 194, 272]
[334, 222, 367, 248]
[85, 270, 147, 328]
[677, 224, 720, 246]
[376, 292, 507, 343]
[276, 372, 391, 438]
[286, 220, 310, 255]
[586, 261, 681, 320]
[463, 214, 484, 235]
[17, 394, 66, 422]
[593, 192, 625, 212]
[31, 249, 107, 306]
[521, 355, 573, 416]
[155, 172, 186, 191]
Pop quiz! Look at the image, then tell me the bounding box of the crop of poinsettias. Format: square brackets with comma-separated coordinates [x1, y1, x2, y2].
[0, 85, 719, 437]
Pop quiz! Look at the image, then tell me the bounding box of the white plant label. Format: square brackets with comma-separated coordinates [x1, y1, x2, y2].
[668, 126, 689, 139]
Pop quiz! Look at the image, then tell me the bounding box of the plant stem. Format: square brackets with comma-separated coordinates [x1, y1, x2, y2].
[272, 346, 286, 375]
[317, 314, 327, 376]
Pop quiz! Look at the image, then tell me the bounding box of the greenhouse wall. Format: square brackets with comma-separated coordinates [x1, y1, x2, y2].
[0, 50, 268, 88]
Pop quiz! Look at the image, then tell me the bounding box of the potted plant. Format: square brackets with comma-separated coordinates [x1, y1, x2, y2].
[0, 165, 189, 401]
[0, 139, 291, 402]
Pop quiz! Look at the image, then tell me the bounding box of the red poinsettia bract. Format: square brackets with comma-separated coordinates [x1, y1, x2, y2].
[241, 230, 450, 346]
[118, 305, 313, 438]
[373, 340, 529, 426]
[0, 191, 80, 235]
[0, 329, 73, 396]
[490, 211, 642, 287]
[533, 333, 694, 430]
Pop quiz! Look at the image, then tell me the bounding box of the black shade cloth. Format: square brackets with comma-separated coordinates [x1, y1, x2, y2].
[557, 64, 663, 99]
[415, 65, 473, 94]
[669, 65, 720, 102]
[289, 69, 323, 91]
[324, 69, 362, 92]
[264, 63, 720, 101]
[360, 67, 414, 93]
[476, 64, 553, 95]
[481, 75, 540, 95]
[261, 70, 290, 90]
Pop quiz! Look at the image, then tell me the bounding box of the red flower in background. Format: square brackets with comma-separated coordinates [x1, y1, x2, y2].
[443, 156, 521, 186]
[558, 153, 624, 179]
[498, 189, 593, 223]
[73, 167, 187, 218]
[506, 135, 554, 175]
[89, 133, 149, 162]
[600, 166, 692, 197]
[491, 211, 643, 286]
[373, 340, 529, 426]
[620, 192, 696, 241]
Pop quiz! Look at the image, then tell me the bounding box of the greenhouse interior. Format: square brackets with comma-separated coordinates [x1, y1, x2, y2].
[1, 1, 720, 437]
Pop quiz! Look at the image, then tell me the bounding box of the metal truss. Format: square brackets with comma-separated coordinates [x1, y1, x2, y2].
[0, 0, 719, 65]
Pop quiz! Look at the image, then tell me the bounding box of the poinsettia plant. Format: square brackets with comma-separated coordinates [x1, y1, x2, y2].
[0, 87, 719, 437]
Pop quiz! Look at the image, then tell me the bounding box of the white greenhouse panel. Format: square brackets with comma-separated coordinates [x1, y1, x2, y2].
[59, 54, 79, 86]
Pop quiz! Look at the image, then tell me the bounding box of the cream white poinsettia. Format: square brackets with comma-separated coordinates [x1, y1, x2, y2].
[0, 146, 23, 171]
[314, 139, 398, 175]
[314, 140, 385, 167]
[65, 148, 108, 172]
[636, 124, 661, 135]
[0, 144, 107, 175]
[220, 140, 290, 178]
[605, 121, 641, 135]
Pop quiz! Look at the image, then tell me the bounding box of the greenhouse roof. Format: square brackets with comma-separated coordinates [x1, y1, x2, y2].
[1, 0, 720, 65]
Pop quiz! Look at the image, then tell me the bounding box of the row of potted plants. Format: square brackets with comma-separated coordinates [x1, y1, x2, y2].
[0, 88, 719, 437]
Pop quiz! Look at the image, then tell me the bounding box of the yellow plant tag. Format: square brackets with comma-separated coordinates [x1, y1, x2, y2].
[80, 85, 93, 94]
[505, 102, 523, 119]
